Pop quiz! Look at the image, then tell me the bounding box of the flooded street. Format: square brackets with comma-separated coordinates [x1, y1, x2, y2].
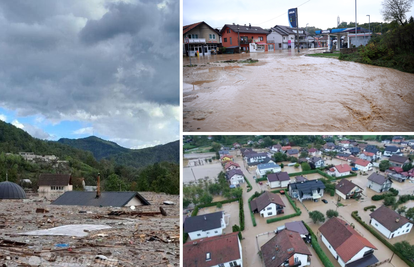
[183, 50, 414, 132]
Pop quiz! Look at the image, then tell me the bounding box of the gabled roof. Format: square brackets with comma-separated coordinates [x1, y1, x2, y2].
[183, 21, 221, 36]
[285, 221, 309, 236]
[257, 162, 279, 170]
[309, 156, 322, 163]
[281, 146, 292, 150]
[287, 149, 299, 155]
[52, 191, 150, 207]
[308, 148, 318, 153]
[184, 212, 223, 233]
[224, 161, 240, 169]
[261, 229, 311, 267]
[295, 176, 307, 182]
[226, 169, 244, 179]
[368, 173, 391, 185]
[221, 24, 269, 35]
[250, 191, 285, 212]
[319, 217, 377, 263]
[267, 172, 290, 182]
[335, 164, 352, 173]
[365, 145, 379, 153]
[389, 155, 409, 164]
[370, 205, 411, 232]
[271, 25, 307, 37]
[38, 174, 72, 186]
[354, 159, 370, 167]
[183, 232, 241, 267]
[385, 146, 399, 152]
[363, 151, 375, 157]
[335, 179, 361, 195]
[247, 152, 268, 159]
[220, 155, 233, 160]
[288, 180, 325, 194]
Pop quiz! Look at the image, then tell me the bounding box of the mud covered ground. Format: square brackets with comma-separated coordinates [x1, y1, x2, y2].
[0, 192, 179, 266]
[183, 49, 414, 132]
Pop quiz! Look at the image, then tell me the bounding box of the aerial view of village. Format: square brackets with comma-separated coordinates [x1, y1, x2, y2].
[183, 0, 414, 132]
[183, 135, 414, 267]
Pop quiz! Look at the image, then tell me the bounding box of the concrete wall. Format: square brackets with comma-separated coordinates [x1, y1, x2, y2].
[367, 181, 383, 193]
[126, 197, 145, 207]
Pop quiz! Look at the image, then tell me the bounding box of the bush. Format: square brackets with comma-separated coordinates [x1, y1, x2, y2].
[389, 188, 399, 196]
[364, 205, 376, 211]
[372, 194, 386, 201]
[248, 192, 261, 227]
[326, 209, 339, 218]
[217, 202, 223, 209]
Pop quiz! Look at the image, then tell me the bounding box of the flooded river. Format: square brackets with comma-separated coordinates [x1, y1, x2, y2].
[183, 49, 414, 132]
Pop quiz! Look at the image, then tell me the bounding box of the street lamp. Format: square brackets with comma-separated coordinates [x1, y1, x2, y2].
[306, 23, 309, 48]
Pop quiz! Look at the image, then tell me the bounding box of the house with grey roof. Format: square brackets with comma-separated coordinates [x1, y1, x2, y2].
[389, 155, 410, 168]
[226, 169, 245, 185]
[384, 146, 401, 157]
[245, 152, 269, 163]
[184, 211, 226, 240]
[52, 191, 150, 207]
[288, 180, 325, 202]
[38, 173, 73, 200]
[256, 162, 281, 178]
[250, 191, 285, 218]
[287, 149, 299, 157]
[267, 172, 290, 188]
[308, 157, 324, 168]
[268, 25, 311, 49]
[367, 173, 393, 193]
[370, 205, 413, 239]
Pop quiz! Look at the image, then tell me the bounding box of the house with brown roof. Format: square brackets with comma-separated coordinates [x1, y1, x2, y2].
[308, 148, 320, 157]
[267, 172, 290, 188]
[226, 169, 245, 185]
[38, 173, 73, 199]
[319, 217, 378, 267]
[367, 173, 393, 193]
[183, 21, 221, 57]
[389, 155, 410, 168]
[370, 205, 413, 239]
[328, 164, 352, 177]
[183, 232, 242, 267]
[250, 191, 285, 218]
[335, 179, 362, 200]
[261, 229, 311, 267]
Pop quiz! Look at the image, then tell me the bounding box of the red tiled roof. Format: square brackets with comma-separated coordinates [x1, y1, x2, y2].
[364, 151, 375, 157]
[183, 22, 203, 35]
[335, 164, 352, 173]
[282, 146, 291, 150]
[354, 159, 370, 167]
[308, 148, 317, 153]
[319, 217, 377, 263]
[183, 232, 241, 267]
[224, 161, 240, 170]
[389, 166, 403, 173]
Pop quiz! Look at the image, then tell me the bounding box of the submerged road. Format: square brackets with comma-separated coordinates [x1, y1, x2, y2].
[183, 49, 414, 132]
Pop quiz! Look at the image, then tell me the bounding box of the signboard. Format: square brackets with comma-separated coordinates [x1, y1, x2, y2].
[288, 8, 297, 28]
[321, 30, 331, 34]
[185, 37, 189, 44]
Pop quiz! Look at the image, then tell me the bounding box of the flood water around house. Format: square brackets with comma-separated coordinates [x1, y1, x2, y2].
[183, 49, 414, 132]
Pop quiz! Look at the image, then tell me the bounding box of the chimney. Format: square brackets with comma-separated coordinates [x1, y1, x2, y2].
[96, 173, 101, 198]
[249, 23, 251, 29]
[396, 218, 400, 223]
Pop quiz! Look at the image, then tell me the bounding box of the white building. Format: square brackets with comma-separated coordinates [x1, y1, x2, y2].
[335, 179, 362, 200]
[250, 191, 285, 218]
[367, 173, 393, 193]
[319, 217, 378, 267]
[354, 159, 372, 172]
[38, 173, 73, 200]
[226, 169, 245, 185]
[370, 205, 413, 239]
[256, 162, 281, 178]
[328, 164, 352, 177]
[267, 172, 290, 188]
[184, 211, 227, 241]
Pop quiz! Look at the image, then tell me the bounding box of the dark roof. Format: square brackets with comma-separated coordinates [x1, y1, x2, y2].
[267, 172, 290, 182]
[183, 232, 240, 267]
[261, 229, 311, 267]
[271, 25, 307, 37]
[385, 146, 399, 152]
[346, 254, 379, 267]
[183, 21, 221, 36]
[319, 217, 377, 263]
[370, 205, 411, 232]
[309, 156, 322, 163]
[184, 212, 223, 233]
[389, 155, 409, 164]
[337, 153, 350, 158]
[393, 136, 404, 139]
[349, 147, 360, 153]
[221, 24, 269, 35]
[285, 221, 309, 236]
[38, 174, 71, 186]
[226, 169, 244, 179]
[295, 176, 307, 182]
[367, 173, 390, 185]
[335, 179, 360, 195]
[365, 145, 379, 153]
[246, 152, 268, 159]
[287, 149, 299, 155]
[250, 191, 285, 212]
[52, 191, 150, 207]
[288, 180, 326, 194]
[0, 181, 26, 199]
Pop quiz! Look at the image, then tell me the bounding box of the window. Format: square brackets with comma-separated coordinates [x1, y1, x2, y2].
[219, 264, 225, 267]
[206, 232, 210, 234]
[227, 29, 231, 33]
[197, 234, 201, 236]
[209, 34, 216, 40]
[268, 212, 272, 216]
[224, 38, 227, 42]
[188, 34, 198, 39]
[375, 223, 378, 226]
[279, 43, 281, 48]
[230, 37, 232, 45]
[206, 253, 211, 261]
[259, 36, 263, 41]
[407, 229, 410, 232]
[407, 224, 410, 228]
[215, 231, 218, 233]
[267, 207, 272, 210]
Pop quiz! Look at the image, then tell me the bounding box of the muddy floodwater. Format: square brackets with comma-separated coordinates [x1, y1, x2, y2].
[183, 49, 414, 132]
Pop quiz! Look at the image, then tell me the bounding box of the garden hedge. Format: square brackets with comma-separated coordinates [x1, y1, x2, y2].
[364, 205, 376, 211]
[351, 211, 414, 267]
[244, 176, 252, 192]
[303, 221, 335, 267]
[248, 192, 261, 227]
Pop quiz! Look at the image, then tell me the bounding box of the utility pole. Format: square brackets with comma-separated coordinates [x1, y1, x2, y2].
[306, 23, 309, 48]
[237, 24, 240, 53]
[355, 0, 357, 46]
[297, 8, 300, 53]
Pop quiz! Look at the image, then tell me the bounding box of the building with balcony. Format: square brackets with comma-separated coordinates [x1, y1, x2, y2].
[220, 23, 269, 52]
[268, 25, 311, 50]
[183, 21, 221, 56]
[288, 180, 325, 202]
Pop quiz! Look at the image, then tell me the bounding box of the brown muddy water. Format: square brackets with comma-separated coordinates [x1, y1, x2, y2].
[183, 49, 414, 132]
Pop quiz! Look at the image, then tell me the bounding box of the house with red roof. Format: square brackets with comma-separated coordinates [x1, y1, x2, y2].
[308, 148, 320, 157]
[261, 229, 312, 267]
[224, 161, 241, 172]
[183, 232, 242, 267]
[370, 205, 413, 239]
[328, 164, 352, 177]
[319, 217, 378, 267]
[183, 21, 221, 57]
[354, 159, 372, 172]
[359, 151, 375, 162]
[233, 142, 241, 148]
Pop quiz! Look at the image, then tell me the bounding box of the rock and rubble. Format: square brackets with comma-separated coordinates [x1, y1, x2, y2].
[0, 192, 179, 266]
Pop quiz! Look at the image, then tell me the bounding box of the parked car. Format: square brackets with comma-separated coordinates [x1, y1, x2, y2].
[280, 190, 285, 195]
[253, 176, 256, 179]
[259, 182, 263, 185]
[322, 199, 328, 204]
[277, 210, 285, 215]
[352, 167, 358, 171]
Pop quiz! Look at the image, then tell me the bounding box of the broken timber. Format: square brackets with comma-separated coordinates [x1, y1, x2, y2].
[108, 207, 167, 217]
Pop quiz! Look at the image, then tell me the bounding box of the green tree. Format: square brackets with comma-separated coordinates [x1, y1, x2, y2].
[199, 193, 213, 205]
[104, 173, 128, 191]
[384, 196, 397, 206]
[397, 206, 407, 214]
[406, 207, 414, 220]
[381, 0, 414, 25]
[211, 142, 222, 152]
[301, 162, 311, 171]
[326, 209, 339, 218]
[299, 151, 308, 158]
[262, 136, 273, 148]
[403, 162, 413, 172]
[379, 160, 391, 172]
[395, 241, 414, 260]
[232, 224, 242, 240]
[309, 211, 325, 224]
[294, 163, 300, 168]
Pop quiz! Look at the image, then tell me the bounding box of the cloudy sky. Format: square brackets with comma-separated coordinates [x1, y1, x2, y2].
[184, 0, 414, 30]
[0, 0, 179, 149]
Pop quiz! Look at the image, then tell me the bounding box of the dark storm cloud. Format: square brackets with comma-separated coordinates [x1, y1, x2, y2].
[0, 0, 179, 148]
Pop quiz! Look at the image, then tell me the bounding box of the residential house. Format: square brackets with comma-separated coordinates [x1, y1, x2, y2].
[183, 232, 243, 267]
[219, 150, 231, 157]
[335, 179, 362, 200]
[347, 147, 360, 156]
[245, 152, 269, 163]
[287, 149, 299, 158]
[261, 230, 311, 267]
[183, 21, 221, 57]
[359, 151, 375, 162]
[370, 205, 413, 239]
[354, 159, 372, 172]
[220, 23, 269, 52]
[271, 144, 282, 152]
[233, 143, 241, 149]
[184, 211, 226, 240]
[386, 169, 408, 182]
[389, 155, 410, 168]
[247, 157, 272, 168]
[324, 142, 336, 151]
[336, 153, 351, 161]
[250, 191, 285, 218]
[392, 136, 404, 144]
[268, 25, 309, 50]
[288, 180, 325, 202]
[256, 162, 281, 178]
[53, 191, 150, 207]
[226, 169, 245, 185]
[319, 217, 378, 267]
[281, 146, 292, 152]
[308, 148, 320, 157]
[384, 146, 401, 157]
[367, 173, 393, 193]
[365, 145, 381, 159]
[328, 164, 352, 177]
[38, 174, 73, 199]
[224, 161, 241, 172]
[220, 155, 234, 164]
[284, 221, 311, 241]
[294, 176, 308, 183]
[308, 157, 324, 168]
[267, 172, 290, 188]
[339, 140, 350, 148]
[240, 148, 253, 157]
